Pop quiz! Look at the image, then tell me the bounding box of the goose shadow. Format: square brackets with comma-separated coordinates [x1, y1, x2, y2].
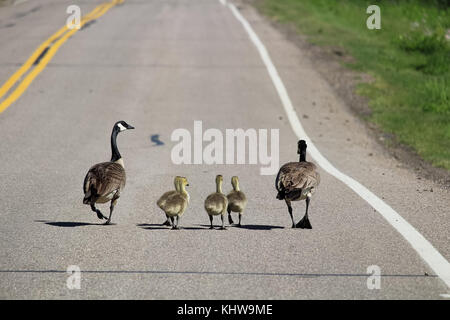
[196, 224, 285, 230]
[236, 224, 285, 230]
[35, 220, 114, 227]
[137, 223, 207, 230]
[137, 223, 168, 230]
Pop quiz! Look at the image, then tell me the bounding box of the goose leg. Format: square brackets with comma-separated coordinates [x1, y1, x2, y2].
[105, 198, 118, 225]
[170, 216, 175, 227]
[296, 196, 312, 229]
[162, 214, 171, 226]
[90, 203, 106, 220]
[227, 207, 234, 225]
[172, 216, 180, 230]
[209, 215, 214, 229]
[220, 214, 226, 230]
[238, 213, 242, 227]
[285, 199, 295, 228]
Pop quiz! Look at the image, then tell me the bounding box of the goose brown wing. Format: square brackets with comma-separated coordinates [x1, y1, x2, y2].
[276, 162, 319, 192]
[84, 162, 126, 197]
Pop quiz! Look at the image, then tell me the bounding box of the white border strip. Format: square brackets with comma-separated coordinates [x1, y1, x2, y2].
[221, 0, 450, 291]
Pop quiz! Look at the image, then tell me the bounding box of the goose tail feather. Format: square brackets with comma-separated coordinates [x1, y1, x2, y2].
[83, 184, 97, 205]
[276, 190, 285, 200]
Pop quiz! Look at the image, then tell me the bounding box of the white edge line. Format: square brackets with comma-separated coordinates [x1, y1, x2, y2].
[222, 0, 450, 291]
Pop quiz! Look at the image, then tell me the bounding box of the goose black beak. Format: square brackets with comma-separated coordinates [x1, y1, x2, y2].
[127, 125, 135, 130]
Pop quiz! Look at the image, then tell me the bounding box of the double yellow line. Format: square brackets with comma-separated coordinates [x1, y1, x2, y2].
[0, 0, 124, 114]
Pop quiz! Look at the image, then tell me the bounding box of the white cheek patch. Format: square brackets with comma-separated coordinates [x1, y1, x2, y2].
[117, 123, 126, 131]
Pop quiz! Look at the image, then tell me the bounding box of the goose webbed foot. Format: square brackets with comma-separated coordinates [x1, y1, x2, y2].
[104, 219, 111, 225]
[162, 220, 171, 226]
[296, 216, 312, 229]
[171, 226, 180, 230]
[220, 226, 227, 230]
[228, 214, 234, 225]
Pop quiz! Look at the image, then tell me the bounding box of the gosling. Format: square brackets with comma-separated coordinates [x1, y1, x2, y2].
[227, 176, 247, 227]
[204, 175, 228, 230]
[157, 176, 190, 230]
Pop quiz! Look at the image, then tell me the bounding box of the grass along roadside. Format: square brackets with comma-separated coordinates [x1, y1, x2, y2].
[255, 0, 450, 170]
[0, 0, 13, 6]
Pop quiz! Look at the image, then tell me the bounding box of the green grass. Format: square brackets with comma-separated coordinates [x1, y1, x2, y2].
[257, 0, 450, 169]
[0, 0, 13, 6]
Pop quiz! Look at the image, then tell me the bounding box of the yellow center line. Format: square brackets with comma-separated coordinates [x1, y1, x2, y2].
[0, 2, 106, 100]
[0, 0, 124, 114]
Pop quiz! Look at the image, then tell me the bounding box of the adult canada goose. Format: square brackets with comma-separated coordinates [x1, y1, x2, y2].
[157, 176, 190, 230]
[83, 120, 134, 225]
[227, 176, 247, 227]
[205, 175, 228, 230]
[275, 140, 320, 229]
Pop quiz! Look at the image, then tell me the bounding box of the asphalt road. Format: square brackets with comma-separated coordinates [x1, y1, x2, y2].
[0, 0, 449, 299]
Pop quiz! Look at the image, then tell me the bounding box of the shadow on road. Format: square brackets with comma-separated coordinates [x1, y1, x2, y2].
[137, 223, 207, 230]
[235, 224, 285, 230]
[35, 220, 108, 227]
[36, 221, 284, 229]
[195, 224, 285, 230]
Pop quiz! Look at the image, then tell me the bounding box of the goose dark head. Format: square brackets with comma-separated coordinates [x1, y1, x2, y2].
[297, 140, 307, 161]
[297, 140, 307, 153]
[114, 120, 135, 133]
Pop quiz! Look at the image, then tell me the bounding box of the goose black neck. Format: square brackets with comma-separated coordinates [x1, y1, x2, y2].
[299, 147, 306, 162]
[110, 127, 121, 162]
[299, 152, 306, 162]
